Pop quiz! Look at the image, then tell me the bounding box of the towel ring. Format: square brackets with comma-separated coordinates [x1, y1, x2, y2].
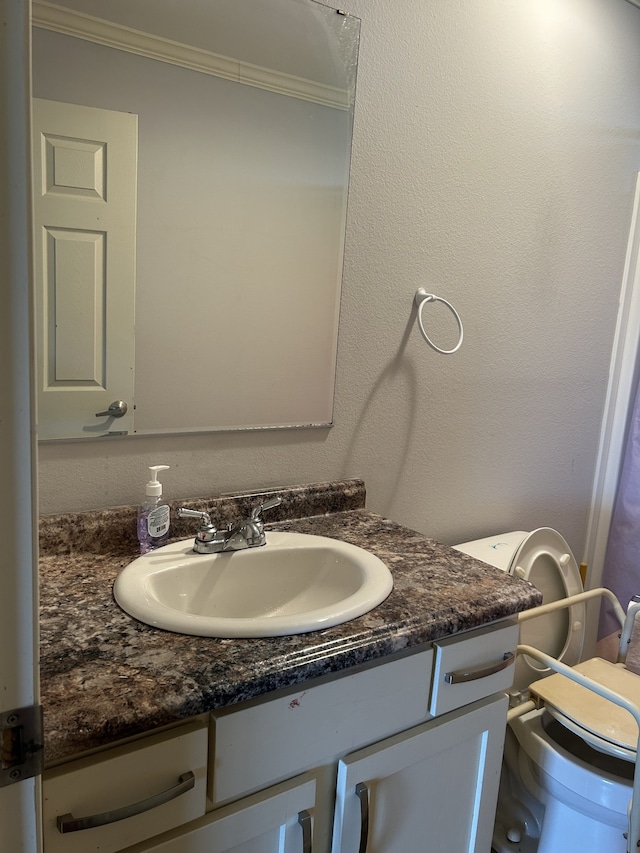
[414, 287, 464, 355]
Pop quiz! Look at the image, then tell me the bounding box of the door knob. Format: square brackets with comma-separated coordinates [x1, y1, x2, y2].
[95, 400, 128, 418]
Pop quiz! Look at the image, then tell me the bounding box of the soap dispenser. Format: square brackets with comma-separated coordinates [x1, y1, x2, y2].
[137, 465, 171, 554]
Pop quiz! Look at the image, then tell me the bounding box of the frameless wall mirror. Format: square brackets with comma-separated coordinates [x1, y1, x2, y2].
[31, 0, 359, 440]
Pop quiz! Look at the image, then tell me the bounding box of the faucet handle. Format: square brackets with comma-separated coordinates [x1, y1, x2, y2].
[177, 507, 224, 553]
[250, 495, 282, 521]
[177, 508, 213, 528]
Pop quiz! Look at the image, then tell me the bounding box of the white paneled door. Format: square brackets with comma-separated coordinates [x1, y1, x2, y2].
[32, 98, 137, 439]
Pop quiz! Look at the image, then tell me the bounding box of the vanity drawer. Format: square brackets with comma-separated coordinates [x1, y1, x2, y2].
[42, 720, 208, 853]
[209, 649, 434, 804]
[429, 620, 519, 716]
[122, 774, 317, 852]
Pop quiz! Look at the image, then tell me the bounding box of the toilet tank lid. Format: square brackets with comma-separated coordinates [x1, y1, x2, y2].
[453, 531, 528, 572]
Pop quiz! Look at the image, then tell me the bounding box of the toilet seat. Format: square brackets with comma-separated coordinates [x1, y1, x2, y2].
[508, 528, 585, 679]
[531, 657, 640, 762]
[547, 707, 635, 762]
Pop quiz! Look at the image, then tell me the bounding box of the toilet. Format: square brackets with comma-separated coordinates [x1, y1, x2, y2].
[454, 528, 635, 853]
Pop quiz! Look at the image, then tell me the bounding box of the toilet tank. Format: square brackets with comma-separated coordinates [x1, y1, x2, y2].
[453, 531, 528, 573]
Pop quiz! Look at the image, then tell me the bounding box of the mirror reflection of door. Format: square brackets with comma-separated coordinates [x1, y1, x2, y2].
[32, 98, 137, 439]
[31, 0, 359, 439]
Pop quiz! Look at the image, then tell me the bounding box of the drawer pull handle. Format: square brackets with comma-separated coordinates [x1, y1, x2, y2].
[298, 809, 312, 853]
[355, 781, 369, 853]
[56, 770, 195, 833]
[444, 651, 514, 684]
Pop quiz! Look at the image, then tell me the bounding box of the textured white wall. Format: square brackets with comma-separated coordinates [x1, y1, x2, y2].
[39, 0, 640, 560]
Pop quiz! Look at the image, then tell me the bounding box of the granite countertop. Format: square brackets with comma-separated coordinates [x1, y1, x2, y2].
[39, 480, 542, 766]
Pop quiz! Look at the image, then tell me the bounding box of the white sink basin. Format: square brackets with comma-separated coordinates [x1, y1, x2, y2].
[113, 532, 393, 637]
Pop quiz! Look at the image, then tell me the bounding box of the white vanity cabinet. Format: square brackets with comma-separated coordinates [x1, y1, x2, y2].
[331, 694, 506, 853]
[330, 623, 518, 853]
[43, 619, 519, 853]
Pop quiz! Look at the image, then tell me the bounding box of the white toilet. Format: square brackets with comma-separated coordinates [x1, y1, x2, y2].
[454, 528, 635, 853]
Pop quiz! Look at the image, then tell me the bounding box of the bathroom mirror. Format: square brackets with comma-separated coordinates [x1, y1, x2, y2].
[31, 0, 359, 439]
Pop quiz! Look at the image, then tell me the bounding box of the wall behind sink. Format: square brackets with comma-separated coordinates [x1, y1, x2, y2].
[39, 0, 640, 557]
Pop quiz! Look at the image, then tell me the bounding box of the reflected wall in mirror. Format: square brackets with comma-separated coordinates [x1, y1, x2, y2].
[31, 0, 359, 439]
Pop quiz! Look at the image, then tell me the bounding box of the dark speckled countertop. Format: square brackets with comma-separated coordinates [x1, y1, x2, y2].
[39, 480, 542, 766]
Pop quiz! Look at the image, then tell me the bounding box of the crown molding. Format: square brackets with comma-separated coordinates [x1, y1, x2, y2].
[32, 0, 349, 109]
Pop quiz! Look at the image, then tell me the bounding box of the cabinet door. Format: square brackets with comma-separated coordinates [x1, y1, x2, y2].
[127, 775, 316, 853]
[331, 694, 507, 853]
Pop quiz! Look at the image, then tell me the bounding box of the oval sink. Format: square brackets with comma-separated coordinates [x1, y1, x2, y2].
[113, 532, 393, 637]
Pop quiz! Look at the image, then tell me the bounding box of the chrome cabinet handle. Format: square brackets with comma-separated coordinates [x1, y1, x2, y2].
[355, 782, 369, 853]
[95, 400, 128, 418]
[298, 809, 312, 853]
[56, 770, 195, 833]
[444, 651, 514, 684]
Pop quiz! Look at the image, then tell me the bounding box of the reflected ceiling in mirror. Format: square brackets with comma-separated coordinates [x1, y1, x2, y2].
[31, 0, 359, 439]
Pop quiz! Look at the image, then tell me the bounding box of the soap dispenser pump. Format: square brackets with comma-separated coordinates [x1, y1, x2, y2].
[137, 464, 171, 554]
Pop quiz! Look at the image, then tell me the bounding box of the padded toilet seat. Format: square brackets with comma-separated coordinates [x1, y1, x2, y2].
[531, 657, 640, 763]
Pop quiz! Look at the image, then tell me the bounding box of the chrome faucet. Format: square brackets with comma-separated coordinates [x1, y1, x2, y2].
[177, 496, 282, 554]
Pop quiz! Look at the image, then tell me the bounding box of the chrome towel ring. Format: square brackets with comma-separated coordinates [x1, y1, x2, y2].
[414, 287, 464, 355]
